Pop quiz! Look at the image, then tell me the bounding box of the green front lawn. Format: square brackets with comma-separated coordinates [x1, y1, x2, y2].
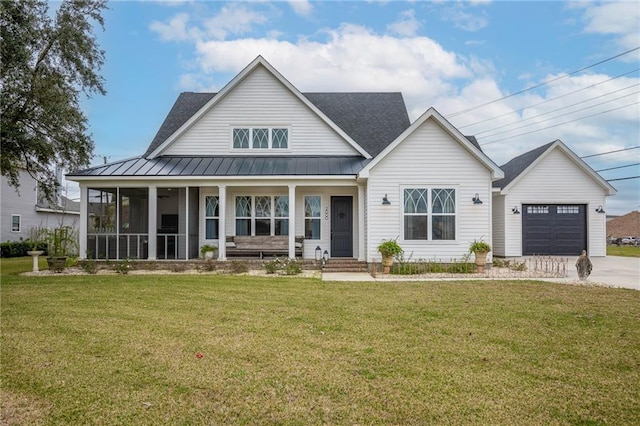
[2, 257, 639, 424]
[607, 244, 640, 257]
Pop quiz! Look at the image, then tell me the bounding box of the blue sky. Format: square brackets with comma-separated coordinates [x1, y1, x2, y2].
[72, 0, 639, 215]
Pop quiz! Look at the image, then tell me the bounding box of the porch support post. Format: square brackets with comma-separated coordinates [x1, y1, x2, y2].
[79, 184, 88, 259]
[148, 185, 157, 260]
[358, 184, 365, 261]
[218, 185, 226, 260]
[288, 184, 296, 258]
[185, 186, 189, 260]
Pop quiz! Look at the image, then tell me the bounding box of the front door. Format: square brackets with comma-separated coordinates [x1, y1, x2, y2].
[331, 196, 353, 257]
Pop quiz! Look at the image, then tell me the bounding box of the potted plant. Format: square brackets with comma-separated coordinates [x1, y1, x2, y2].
[200, 244, 218, 259]
[377, 238, 404, 273]
[469, 239, 491, 273]
[46, 226, 77, 272]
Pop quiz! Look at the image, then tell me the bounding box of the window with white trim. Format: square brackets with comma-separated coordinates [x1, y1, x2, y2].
[11, 214, 21, 232]
[204, 196, 219, 239]
[403, 188, 456, 240]
[557, 205, 580, 214]
[304, 196, 321, 240]
[232, 127, 288, 149]
[235, 195, 289, 236]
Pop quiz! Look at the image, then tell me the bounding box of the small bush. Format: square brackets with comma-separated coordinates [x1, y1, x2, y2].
[79, 259, 99, 274]
[229, 260, 249, 274]
[264, 258, 280, 274]
[114, 259, 131, 275]
[198, 259, 217, 272]
[0, 240, 48, 258]
[263, 257, 302, 275]
[284, 259, 302, 275]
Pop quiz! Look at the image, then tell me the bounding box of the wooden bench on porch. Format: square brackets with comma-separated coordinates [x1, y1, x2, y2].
[225, 235, 304, 258]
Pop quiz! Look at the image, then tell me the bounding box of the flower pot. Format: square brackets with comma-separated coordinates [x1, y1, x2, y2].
[474, 251, 488, 273]
[204, 251, 215, 260]
[382, 255, 394, 274]
[47, 256, 67, 273]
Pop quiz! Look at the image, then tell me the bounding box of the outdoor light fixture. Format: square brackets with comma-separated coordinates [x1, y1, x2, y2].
[323, 250, 329, 263]
[595, 205, 606, 214]
[382, 194, 391, 205]
[472, 193, 483, 204]
[315, 246, 322, 261]
[512, 206, 520, 214]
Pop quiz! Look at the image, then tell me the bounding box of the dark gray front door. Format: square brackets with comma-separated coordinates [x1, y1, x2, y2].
[522, 204, 587, 255]
[331, 196, 353, 257]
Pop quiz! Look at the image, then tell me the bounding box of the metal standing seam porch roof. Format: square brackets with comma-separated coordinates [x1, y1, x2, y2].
[67, 156, 372, 178]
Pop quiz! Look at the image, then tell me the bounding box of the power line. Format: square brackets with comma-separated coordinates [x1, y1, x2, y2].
[475, 89, 639, 139]
[607, 176, 640, 182]
[581, 146, 640, 159]
[480, 102, 640, 146]
[446, 46, 640, 119]
[596, 163, 640, 172]
[457, 68, 640, 130]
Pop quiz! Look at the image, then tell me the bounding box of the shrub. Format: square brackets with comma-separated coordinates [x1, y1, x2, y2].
[114, 259, 131, 275]
[170, 263, 187, 273]
[79, 259, 99, 274]
[0, 240, 48, 258]
[263, 257, 303, 275]
[229, 260, 249, 274]
[199, 259, 217, 272]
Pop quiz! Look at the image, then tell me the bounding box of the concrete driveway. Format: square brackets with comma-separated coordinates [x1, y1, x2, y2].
[542, 255, 640, 290]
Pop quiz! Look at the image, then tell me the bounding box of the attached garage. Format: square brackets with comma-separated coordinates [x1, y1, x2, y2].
[522, 204, 587, 255]
[491, 140, 617, 257]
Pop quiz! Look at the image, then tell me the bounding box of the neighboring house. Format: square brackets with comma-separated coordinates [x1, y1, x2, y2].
[67, 56, 613, 262]
[1, 170, 80, 242]
[492, 140, 616, 257]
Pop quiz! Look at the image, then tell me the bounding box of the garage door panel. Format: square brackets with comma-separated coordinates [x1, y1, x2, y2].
[522, 204, 586, 256]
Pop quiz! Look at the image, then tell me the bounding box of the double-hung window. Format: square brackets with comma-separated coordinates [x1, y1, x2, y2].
[403, 188, 456, 240]
[304, 196, 321, 240]
[235, 195, 289, 236]
[204, 196, 219, 239]
[11, 214, 21, 233]
[233, 127, 288, 149]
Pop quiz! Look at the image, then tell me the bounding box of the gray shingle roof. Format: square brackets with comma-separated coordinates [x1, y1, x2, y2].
[303, 92, 410, 157]
[68, 156, 371, 177]
[492, 141, 556, 189]
[142, 91, 412, 158]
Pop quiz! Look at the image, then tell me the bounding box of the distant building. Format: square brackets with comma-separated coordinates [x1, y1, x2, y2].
[1, 170, 80, 242]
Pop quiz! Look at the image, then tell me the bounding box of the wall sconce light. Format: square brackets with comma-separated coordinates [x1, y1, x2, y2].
[382, 194, 391, 205]
[315, 246, 322, 261]
[595, 205, 606, 214]
[512, 206, 520, 214]
[472, 193, 483, 204]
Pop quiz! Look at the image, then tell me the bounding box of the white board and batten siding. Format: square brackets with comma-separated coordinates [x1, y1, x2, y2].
[366, 119, 494, 262]
[163, 67, 360, 157]
[501, 148, 609, 257]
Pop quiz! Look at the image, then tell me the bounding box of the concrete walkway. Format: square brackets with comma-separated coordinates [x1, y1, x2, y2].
[322, 256, 640, 291]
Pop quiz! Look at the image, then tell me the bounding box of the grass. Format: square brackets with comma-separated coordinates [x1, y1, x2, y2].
[2, 257, 640, 425]
[607, 244, 640, 257]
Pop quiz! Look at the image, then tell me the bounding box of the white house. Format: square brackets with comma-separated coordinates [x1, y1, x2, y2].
[1, 170, 80, 243]
[67, 56, 613, 262]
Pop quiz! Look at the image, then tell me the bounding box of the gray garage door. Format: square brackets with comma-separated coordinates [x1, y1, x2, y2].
[522, 204, 587, 255]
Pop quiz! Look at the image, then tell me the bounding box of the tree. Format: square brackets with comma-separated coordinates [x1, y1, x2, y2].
[0, 0, 107, 200]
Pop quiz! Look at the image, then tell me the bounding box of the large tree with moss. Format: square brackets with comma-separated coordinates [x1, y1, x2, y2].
[1, 0, 107, 200]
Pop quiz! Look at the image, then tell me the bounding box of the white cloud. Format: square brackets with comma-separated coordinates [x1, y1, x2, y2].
[387, 9, 421, 37]
[288, 0, 313, 17]
[149, 13, 196, 41]
[441, 3, 489, 32]
[579, 1, 640, 59]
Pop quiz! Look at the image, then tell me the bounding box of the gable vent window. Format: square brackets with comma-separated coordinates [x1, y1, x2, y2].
[233, 127, 288, 150]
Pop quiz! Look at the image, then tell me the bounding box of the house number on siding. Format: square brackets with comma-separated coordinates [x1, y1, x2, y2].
[325, 207, 329, 220]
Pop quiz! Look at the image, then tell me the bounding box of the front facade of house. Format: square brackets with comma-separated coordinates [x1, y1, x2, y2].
[68, 56, 612, 262]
